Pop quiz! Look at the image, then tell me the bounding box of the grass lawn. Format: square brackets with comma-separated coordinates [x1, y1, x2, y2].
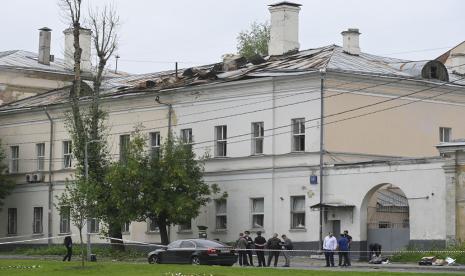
[0, 259, 456, 276]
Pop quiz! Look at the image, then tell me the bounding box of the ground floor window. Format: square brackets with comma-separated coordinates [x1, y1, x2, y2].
[8, 208, 17, 235]
[33, 207, 43, 234]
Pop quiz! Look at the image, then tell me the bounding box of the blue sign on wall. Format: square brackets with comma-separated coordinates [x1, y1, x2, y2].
[310, 175, 318, 184]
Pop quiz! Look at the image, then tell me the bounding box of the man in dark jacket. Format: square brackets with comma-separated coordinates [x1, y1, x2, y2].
[337, 233, 349, 266]
[266, 233, 281, 267]
[254, 231, 267, 267]
[63, 235, 72, 261]
[244, 231, 254, 266]
[343, 230, 352, 266]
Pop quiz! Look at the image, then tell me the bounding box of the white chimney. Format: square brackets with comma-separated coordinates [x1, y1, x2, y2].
[341, 28, 361, 56]
[268, 1, 301, 56]
[63, 28, 92, 72]
[38, 27, 52, 65]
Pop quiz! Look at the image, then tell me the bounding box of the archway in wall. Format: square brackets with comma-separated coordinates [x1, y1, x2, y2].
[361, 183, 410, 255]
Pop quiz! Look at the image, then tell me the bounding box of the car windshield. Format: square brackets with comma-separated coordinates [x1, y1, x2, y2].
[194, 240, 228, 248]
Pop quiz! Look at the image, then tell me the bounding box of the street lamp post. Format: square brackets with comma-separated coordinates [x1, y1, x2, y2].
[84, 139, 103, 261]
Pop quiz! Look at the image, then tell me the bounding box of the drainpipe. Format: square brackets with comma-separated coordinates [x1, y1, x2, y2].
[318, 69, 326, 251]
[44, 108, 54, 246]
[155, 96, 172, 141]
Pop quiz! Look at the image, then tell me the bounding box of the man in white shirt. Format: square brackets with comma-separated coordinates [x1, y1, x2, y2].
[323, 232, 337, 267]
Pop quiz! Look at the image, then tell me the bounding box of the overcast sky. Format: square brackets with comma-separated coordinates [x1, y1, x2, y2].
[1, 0, 464, 74]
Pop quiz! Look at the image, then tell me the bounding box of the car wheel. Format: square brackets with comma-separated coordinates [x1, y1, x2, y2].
[191, 256, 201, 265]
[148, 255, 159, 264]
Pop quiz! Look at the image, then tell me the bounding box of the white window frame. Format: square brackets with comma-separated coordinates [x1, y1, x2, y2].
[147, 218, 160, 233]
[36, 143, 45, 171]
[10, 146, 19, 173]
[8, 208, 17, 235]
[33, 207, 43, 234]
[215, 125, 227, 157]
[180, 128, 193, 144]
[119, 134, 130, 162]
[215, 199, 227, 230]
[439, 127, 452, 143]
[251, 122, 264, 155]
[63, 141, 72, 168]
[89, 218, 100, 233]
[251, 198, 264, 229]
[292, 118, 305, 152]
[59, 206, 71, 234]
[178, 220, 192, 232]
[290, 196, 306, 229]
[122, 222, 130, 234]
[150, 132, 161, 157]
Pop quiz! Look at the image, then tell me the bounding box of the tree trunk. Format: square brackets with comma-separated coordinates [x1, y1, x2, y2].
[78, 227, 85, 267]
[108, 222, 124, 251]
[158, 215, 170, 245]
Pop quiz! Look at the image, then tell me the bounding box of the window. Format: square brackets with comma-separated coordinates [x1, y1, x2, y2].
[10, 146, 19, 173]
[252, 122, 264, 155]
[33, 207, 43, 234]
[181, 128, 193, 144]
[150, 132, 161, 157]
[215, 125, 227, 157]
[180, 240, 196, 248]
[379, 221, 391, 229]
[215, 199, 227, 230]
[122, 222, 130, 233]
[60, 207, 70, 234]
[291, 196, 306, 229]
[148, 218, 159, 232]
[89, 218, 99, 233]
[179, 221, 192, 231]
[119, 134, 130, 162]
[36, 143, 45, 171]
[292, 118, 305, 151]
[63, 141, 72, 168]
[7, 208, 17, 235]
[251, 198, 264, 229]
[439, 127, 451, 142]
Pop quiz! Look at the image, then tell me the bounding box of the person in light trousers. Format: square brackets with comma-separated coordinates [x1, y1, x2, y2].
[281, 234, 293, 267]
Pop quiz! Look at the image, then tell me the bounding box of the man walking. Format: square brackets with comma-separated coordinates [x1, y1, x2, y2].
[281, 234, 293, 267]
[244, 231, 255, 266]
[323, 232, 337, 267]
[254, 231, 267, 267]
[266, 233, 281, 267]
[337, 233, 350, 266]
[236, 233, 249, 266]
[62, 235, 72, 262]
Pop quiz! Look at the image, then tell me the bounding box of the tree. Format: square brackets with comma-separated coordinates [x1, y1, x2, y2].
[0, 140, 14, 209]
[56, 180, 92, 267]
[236, 21, 270, 60]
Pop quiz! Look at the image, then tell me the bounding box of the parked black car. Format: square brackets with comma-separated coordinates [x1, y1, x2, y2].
[148, 239, 237, 266]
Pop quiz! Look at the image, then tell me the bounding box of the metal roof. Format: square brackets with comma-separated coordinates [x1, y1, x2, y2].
[0, 50, 71, 75]
[1, 44, 464, 112]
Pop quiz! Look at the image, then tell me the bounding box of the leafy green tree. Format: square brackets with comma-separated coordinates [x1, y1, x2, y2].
[237, 21, 270, 59]
[0, 140, 14, 209]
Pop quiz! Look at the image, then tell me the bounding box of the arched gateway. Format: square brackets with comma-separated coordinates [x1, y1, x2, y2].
[360, 183, 410, 255]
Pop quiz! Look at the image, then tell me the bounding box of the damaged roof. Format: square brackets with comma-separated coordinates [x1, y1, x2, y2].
[1, 44, 464, 113]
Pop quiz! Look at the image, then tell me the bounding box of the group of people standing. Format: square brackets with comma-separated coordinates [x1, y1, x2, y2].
[323, 230, 352, 267]
[236, 231, 293, 267]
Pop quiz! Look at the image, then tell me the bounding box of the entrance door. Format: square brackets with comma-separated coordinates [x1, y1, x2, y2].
[332, 220, 341, 236]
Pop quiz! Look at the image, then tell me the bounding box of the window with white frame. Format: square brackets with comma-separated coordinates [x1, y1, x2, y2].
[10, 146, 19, 173]
[122, 222, 130, 233]
[89, 218, 99, 233]
[150, 132, 161, 157]
[215, 199, 227, 230]
[60, 207, 70, 234]
[8, 208, 17, 235]
[439, 127, 451, 142]
[148, 218, 159, 232]
[119, 134, 130, 162]
[181, 128, 193, 144]
[251, 198, 264, 229]
[36, 143, 45, 171]
[215, 125, 227, 157]
[179, 221, 192, 231]
[252, 122, 264, 155]
[292, 118, 305, 151]
[33, 207, 43, 234]
[63, 141, 72, 168]
[291, 196, 306, 229]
